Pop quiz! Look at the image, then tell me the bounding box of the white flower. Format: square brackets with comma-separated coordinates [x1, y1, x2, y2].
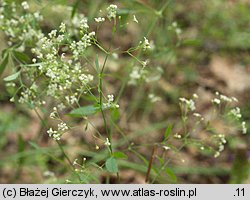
[193, 93, 198, 99]
[219, 144, 224, 152]
[47, 128, 57, 137]
[220, 94, 232, 102]
[48, 30, 57, 38]
[193, 113, 201, 117]
[94, 17, 105, 23]
[53, 133, 61, 140]
[65, 95, 77, 105]
[163, 146, 170, 150]
[188, 99, 195, 111]
[107, 94, 114, 102]
[80, 18, 89, 30]
[57, 103, 66, 111]
[79, 74, 93, 85]
[58, 122, 68, 131]
[21, 1, 29, 10]
[105, 138, 111, 146]
[112, 53, 118, 59]
[107, 4, 117, 20]
[73, 159, 78, 166]
[103, 94, 119, 109]
[43, 171, 55, 177]
[50, 111, 57, 119]
[59, 22, 66, 33]
[34, 12, 43, 21]
[142, 60, 149, 67]
[179, 97, 187, 102]
[179, 98, 196, 111]
[214, 151, 220, 158]
[212, 98, 221, 105]
[231, 97, 238, 102]
[176, 28, 182, 35]
[130, 68, 141, 79]
[141, 37, 151, 51]
[242, 121, 247, 134]
[148, 93, 161, 103]
[174, 133, 182, 139]
[133, 15, 138, 23]
[89, 31, 95, 37]
[229, 107, 242, 119]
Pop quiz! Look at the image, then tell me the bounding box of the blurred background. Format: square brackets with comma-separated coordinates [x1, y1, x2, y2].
[0, 0, 249, 183]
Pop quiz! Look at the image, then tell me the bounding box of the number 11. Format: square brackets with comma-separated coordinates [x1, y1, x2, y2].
[236, 188, 244, 197]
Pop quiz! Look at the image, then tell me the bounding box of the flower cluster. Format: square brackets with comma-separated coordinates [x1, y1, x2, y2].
[148, 93, 161, 103]
[25, 19, 95, 107]
[47, 122, 69, 141]
[21, 1, 29, 10]
[128, 66, 148, 85]
[103, 94, 119, 109]
[168, 21, 182, 36]
[140, 37, 151, 51]
[0, 1, 43, 51]
[65, 12, 89, 35]
[213, 134, 227, 158]
[47, 128, 61, 141]
[212, 92, 238, 105]
[106, 4, 117, 20]
[94, 17, 105, 23]
[176, 92, 248, 159]
[1, 2, 124, 142]
[179, 95, 197, 111]
[211, 92, 247, 134]
[229, 107, 242, 120]
[242, 122, 247, 134]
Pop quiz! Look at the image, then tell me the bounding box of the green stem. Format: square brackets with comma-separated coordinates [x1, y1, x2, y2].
[99, 53, 113, 154]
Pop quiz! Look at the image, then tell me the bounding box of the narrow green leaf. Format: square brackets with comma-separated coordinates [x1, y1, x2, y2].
[28, 141, 40, 150]
[68, 105, 100, 117]
[113, 151, 128, 159]
[164, 124, 172, 140]
[71, 0, 80, 19]
[17, 134, 25, 165]
[0, 54, 9, 76]
[111, 109, 120, 121]
[18, 134, 25, 153]
[2, 48, 9, 58]
[165, 167, 177, 183]
[13, 51, 30, 63]
[182, 39, 202, 47]
[105, 157, 118, 173]
[4, 71, 20, 82]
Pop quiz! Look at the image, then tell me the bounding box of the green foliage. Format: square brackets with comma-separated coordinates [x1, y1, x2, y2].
[113, 151, 128, 160]
[68, 105, 100, 117]
[4, 71, 20, 81]
[105, 157, 119, 173]
[165, 168, 177, 183]
[0, 53, 9, 76]
[164, 124, 172, 141]
[230, 150, 250, 183]
[13, 51, 30, 64]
